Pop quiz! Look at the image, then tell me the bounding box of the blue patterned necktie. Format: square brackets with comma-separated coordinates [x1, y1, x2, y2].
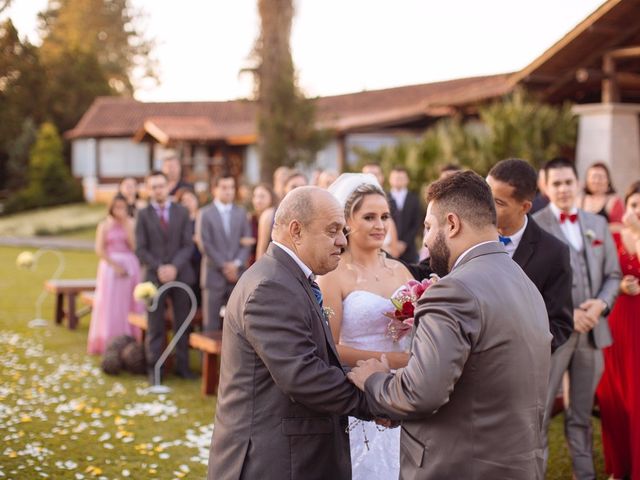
[499, 235, 512, 246]
[309, 278, 323, 309]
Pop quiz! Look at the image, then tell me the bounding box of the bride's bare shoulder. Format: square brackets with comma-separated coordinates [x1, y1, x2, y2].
[384, 257, 413, 280]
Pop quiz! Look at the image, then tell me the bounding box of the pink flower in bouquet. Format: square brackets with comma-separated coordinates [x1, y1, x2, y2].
[385, 276, 438, 342]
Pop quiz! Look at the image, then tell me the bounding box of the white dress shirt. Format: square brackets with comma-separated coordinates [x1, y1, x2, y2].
[390, 189, 408, 211]
[214, 200, 233, 236]
[502, 216, 528, 258]
[272, 241, 314, 280]
[549, 203, 583, 251]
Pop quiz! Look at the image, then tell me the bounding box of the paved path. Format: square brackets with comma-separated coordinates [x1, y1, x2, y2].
[0, 236, 93, 251]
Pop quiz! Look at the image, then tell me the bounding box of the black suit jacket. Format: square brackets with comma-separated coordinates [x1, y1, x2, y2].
[135, 202, 196, 286]
[513, 216, 573, 352]
[388, 190, 423, 263]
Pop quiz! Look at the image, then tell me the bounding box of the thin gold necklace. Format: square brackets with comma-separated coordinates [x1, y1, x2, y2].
[347, 252, 386, 282]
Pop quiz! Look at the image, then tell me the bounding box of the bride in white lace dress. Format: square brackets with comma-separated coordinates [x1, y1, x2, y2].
[318, 173, 414, 480]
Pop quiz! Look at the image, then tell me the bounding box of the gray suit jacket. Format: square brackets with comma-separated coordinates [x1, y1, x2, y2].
[196, 203, 252, 288]
[135, 203, 195, 285]
[208, 244, 371, 480]
[533, 206, 621, 348]
[365, 242, 551, 479]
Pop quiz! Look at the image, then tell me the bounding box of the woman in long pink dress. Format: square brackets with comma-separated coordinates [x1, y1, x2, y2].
[87, 194, 142, 354]
[597, 180, 640, 479]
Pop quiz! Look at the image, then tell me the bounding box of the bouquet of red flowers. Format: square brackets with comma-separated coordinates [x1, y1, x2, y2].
[385, 277, 437, 342]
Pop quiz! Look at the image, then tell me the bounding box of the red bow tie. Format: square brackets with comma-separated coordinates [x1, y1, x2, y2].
[559, 212, 578, 224]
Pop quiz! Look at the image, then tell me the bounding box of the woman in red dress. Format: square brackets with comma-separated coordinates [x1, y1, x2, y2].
[597, 180, 640, 479]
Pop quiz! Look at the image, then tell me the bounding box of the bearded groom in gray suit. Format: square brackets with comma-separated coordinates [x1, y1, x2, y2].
[350, 171, 552, 479]
[196, 174, 252, 331]
[533, 157, 621, 479]
[208, 187, 372, 480]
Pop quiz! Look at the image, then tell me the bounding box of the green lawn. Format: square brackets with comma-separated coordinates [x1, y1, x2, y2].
[0, 243, 607, 478]
[0, 246, 213, 479]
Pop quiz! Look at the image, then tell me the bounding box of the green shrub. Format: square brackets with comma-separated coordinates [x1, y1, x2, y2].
[2, 122, 83, 215]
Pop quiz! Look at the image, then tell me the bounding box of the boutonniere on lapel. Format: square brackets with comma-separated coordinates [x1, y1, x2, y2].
[322, 307, 335, 322]
[585, 229, 603, 247]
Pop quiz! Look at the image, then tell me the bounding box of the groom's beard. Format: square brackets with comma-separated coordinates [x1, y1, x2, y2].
[428, 230, 451, 278]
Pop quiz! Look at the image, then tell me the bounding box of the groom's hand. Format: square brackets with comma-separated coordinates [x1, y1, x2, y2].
[347, 354, 391, 391]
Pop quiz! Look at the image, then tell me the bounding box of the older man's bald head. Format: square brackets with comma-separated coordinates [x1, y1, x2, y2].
[271, 186, 347, 274]
[273, 186, 335, 233]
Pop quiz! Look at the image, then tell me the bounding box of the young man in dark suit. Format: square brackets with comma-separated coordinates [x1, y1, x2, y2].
[487, 158, 573, 352]
[136, 171, 196, 381]
[388, 166, 423, 263]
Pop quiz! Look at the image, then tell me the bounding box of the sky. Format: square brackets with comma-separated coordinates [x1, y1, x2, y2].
[4, 0, 605, 102]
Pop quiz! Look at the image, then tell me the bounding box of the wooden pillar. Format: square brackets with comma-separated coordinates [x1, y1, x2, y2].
[602, 54, 620, 103]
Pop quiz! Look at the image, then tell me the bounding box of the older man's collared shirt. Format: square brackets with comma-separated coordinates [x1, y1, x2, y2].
[272, 241, 314, 280]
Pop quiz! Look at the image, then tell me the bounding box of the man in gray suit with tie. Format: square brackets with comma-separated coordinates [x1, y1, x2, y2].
[196, 174, 252, 331]
[208, 187, 371, 480]
[533, 157, 621, 479]
[136, 170, 196, 381]
[349, 171, 552, 479]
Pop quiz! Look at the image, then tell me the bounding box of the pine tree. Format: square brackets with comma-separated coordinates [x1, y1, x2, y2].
[4, 122, 83, 213]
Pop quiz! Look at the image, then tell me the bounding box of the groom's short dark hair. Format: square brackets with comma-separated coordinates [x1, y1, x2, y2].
[426, 170, 497, 228]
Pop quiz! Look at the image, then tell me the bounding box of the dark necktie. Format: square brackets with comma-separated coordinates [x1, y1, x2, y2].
[309, 278, 323, 309]
[498, 235, 512, 246]
[559, 212, 578, 224]
[159, 206, 168, 232]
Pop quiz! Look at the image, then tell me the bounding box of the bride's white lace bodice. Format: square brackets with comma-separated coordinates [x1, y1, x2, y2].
[340, 290, 409, 353]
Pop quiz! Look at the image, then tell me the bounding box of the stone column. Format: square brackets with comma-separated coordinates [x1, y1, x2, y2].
[573, 103, 640, 195]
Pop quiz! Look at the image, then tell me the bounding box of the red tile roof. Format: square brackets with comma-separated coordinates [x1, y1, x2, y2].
[66, 74, 513, 143]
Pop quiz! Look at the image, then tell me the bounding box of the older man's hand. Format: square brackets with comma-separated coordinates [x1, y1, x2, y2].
[347, 354, 391, 391]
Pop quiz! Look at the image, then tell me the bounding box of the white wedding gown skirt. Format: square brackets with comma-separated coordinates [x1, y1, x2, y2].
[341, 290, 410, 480]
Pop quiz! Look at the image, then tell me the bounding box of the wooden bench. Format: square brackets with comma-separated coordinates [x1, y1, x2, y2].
[44, 279, 96, 329]
[189, 330, 223, 396]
